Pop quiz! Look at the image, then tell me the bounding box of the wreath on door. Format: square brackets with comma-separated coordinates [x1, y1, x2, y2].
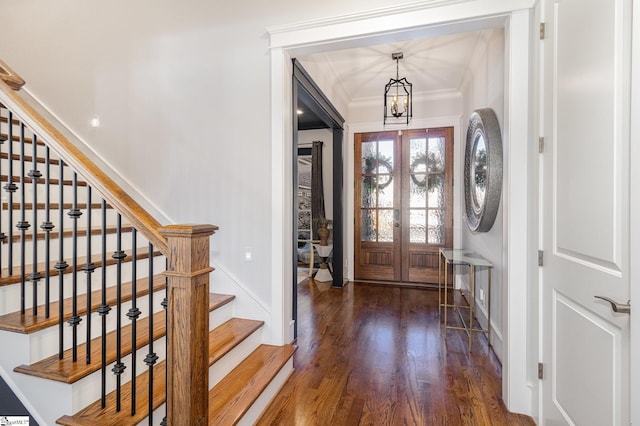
[362, 153, 393, 190]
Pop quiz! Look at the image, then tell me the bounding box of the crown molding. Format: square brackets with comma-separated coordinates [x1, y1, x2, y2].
[268, 0, 536, 51]
[268, 0, 469, 35]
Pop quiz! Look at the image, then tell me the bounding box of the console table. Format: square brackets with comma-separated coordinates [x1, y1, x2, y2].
[439, 248, 493, 352]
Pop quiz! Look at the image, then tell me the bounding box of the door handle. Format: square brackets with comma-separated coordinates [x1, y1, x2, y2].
[394, 209, 401, 227]
[594, 296, 631, 314]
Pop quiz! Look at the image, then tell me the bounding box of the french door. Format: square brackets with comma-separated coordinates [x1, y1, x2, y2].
[354, 127, 453, 284]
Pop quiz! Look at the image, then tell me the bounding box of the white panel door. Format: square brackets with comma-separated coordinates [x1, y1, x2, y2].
[542, 0, 632, 425]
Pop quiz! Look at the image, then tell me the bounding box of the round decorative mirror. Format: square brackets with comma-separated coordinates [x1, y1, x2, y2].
[464, 108, 503, 232]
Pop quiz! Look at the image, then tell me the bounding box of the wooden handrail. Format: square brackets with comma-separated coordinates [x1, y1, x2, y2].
[0, 78, 169, 255]
[0, 59, 25, 91]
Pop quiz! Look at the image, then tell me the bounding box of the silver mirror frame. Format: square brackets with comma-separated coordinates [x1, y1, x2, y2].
[464, 108, 503, 232]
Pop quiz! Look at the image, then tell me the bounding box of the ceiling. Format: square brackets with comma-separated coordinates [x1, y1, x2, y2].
[296, 29, 493, 130]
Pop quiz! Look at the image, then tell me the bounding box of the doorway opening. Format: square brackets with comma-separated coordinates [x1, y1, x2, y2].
[292, 59, 344, 340]
[270, 4, 534, 414]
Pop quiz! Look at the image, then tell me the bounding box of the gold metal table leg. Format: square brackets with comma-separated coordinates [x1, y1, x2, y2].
[487, 267, 492, 347]
[443, 259, 448, 340]
[469, 265, 474, 352]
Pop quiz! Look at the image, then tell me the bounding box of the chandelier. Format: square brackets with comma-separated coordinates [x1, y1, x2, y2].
[384, 52, 412, 125]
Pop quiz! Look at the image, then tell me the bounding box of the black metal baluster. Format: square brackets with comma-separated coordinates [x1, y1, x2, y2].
[112, 213, 127, 412]
[144, 242, 158, 426]
[41, 147, 54, 318]
[55, 160, 68, 360]
[4, 111, 16, 276]
[67, 172, 82, 362]
[0, 122, 7, 273]
[97, 199, 111, 408]
[16, 123, 31, 315]
[161, 259, 168, 426]
[128, 229, 140, 416]
[28, 134, 42, 316]
[82, 186, 96, 364]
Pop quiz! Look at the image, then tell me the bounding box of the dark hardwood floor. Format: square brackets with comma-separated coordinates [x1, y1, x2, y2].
[257, 279, 535, 425]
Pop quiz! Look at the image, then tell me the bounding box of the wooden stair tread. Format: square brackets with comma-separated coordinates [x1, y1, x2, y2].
[56, 361, 167, 426]
[209, 318, 264, 365]
[1, 202, 109, 210]
[1, 151, 63, 166]
[209, 293, 236, 311]
[14, 293, 229, 383]
[0, 133, 46, 146]
[0, 275, 166, 334]
[1, 174, 88, 187]
[3, 225, 134, 244]
[0, 116, 21, 126]
[208, 344, 296, 425]
[0, 245, 161, 287]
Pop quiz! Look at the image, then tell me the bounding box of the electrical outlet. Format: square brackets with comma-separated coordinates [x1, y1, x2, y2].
[479, 288, 485, 302]
[244, 247, 253, 261]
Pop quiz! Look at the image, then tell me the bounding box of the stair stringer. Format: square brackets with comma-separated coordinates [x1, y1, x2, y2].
[211, 261, 272, 340]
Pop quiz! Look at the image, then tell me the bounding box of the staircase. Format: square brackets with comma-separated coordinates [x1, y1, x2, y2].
[0, 62, 294, 425]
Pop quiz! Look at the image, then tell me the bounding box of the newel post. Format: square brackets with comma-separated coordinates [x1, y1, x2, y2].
[160, 224, 218, 426]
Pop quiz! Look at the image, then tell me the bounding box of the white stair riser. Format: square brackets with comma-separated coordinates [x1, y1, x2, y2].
[209, 301, 233, 328]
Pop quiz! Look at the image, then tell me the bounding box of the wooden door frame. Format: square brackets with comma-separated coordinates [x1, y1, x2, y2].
[630, 0, 640, 422]
[269, 1, 535, 415]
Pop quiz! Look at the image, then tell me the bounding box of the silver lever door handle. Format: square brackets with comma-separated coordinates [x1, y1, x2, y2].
[594, 296, 631, 314]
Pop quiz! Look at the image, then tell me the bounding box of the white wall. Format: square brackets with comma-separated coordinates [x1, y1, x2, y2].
[458, 29, 505, 360]
[0, 0, 413, 330]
